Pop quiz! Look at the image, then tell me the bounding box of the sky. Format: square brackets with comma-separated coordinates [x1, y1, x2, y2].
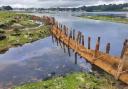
[0, 0, 128, 8]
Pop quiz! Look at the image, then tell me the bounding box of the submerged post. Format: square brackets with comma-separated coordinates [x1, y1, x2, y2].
[75, 52, 77, 64]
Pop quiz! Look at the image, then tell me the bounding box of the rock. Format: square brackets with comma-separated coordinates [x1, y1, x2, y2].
[0, 34, 6, 40]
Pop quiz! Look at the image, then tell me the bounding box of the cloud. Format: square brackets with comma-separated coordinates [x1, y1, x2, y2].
[0, 0, 128, 8]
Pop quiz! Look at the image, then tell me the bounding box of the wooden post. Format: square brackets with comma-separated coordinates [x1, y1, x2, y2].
[97, 37, 100, 51]
[76, 31, 80, 43]
[61, 24, 63, 30]
[106, 43, 110, 54]
[82, 35, 85, 46]
[94, 41, 99, 58]
[121, 39, 128, 58]
[115, 50, 128, 80]
[67, 30, 72, 57]
[98, 37, 100, 49]
[73, 29, 75, 40]
[64, 25, 66, 35]
[88, 37, 91, 49]
[52, 17, 55, 25]
[79, 32, 82, 44]
[66, 28, 69, 37]
[75, 52, 77, 64]
[58, 29, 63, 48]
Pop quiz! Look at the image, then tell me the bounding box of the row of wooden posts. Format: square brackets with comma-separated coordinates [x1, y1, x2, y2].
[50, 19, 128, 61]
[35, 15, 128, 81]
[43, 16, 128, 62]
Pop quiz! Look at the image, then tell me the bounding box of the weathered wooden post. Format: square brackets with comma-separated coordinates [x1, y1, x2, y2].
[120, 39, 128, 58]
[66, 28, 69, 37]
[64, 25, 66, 35]
[73, 29, 75, 40]
[79, 32, 82, 44]
[98, 37, 100, 50]
[82, 35, 85, 46]
[62, 26, 67, 53]
[115, 43, 128, 80]
[106, 43, 110, 54]
[88, 37, 91, 49]
[76, 31, 80, 43]
[67, 30, 72, 57]
[94, 41, 99, 58]
[58, 27, 63, 48]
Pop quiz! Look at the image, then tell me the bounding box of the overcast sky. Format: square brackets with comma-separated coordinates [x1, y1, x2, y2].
[0, 0, 128, 8]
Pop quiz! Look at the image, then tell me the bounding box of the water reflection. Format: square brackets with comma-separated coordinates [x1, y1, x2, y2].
[0, 37, 91, 88]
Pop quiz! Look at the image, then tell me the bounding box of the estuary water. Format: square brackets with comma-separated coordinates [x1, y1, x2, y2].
[0, 12, 128, 88]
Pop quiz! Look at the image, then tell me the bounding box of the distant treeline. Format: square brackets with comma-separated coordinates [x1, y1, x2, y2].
[81, 3, 128, 11]
[0, 6, 13, 10]
[47, 3, 128, 11]
[14, 3, 128, 12]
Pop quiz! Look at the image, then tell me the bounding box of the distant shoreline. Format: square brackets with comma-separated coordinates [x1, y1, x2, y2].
[80, 16, 128, 24]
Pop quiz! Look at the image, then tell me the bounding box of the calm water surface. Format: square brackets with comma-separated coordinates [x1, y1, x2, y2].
[0, 12, 128, 88]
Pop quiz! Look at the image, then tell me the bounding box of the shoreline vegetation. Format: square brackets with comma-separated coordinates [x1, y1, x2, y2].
[14, 72, 118, 89]
[80, 16, 128, 24]
[0, 11, 51, 53]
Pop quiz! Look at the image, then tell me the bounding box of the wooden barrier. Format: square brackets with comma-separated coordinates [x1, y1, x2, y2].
[44, 16, 128, 84]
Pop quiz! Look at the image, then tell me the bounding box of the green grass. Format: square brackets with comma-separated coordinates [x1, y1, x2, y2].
[0, 25, 51, 50]
[14, 72, 117, 89]
[81, 16, 128, 24]
[0, 11, 51, 53]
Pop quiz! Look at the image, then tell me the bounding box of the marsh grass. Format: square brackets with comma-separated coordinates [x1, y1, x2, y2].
[14, 72, 118, 89]
[0, 11, 51, 53]
[81, 16, 128, 24]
